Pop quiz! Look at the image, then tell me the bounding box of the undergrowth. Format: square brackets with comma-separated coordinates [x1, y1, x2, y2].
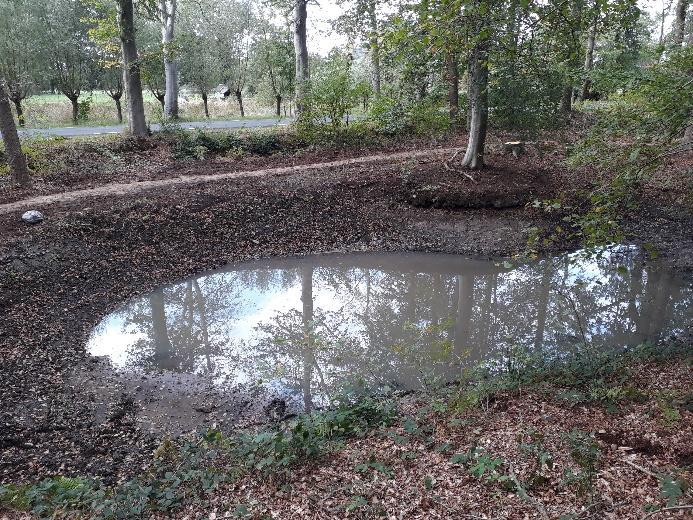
[2, 339, 690, 518]
[453, 338, 691, 414]
[0, 396, 394, 518]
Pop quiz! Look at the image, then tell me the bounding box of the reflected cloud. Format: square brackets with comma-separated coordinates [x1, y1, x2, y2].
[87, 250, 692, 409]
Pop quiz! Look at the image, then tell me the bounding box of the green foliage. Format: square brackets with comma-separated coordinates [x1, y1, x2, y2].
[556, 46, 693, 248]
[658, 473, 688, 507]
[0, 477, 104, 517]
[490, 61, 565, 136]
[297, 52, 366, 135]
[171, 129, 283, 160]
[77, 94, 93, 122]
[345, 494, 368, 511]
[453, 339, 690, 413]
[0, 396, 393, 519]
[366, 96, 450, 137]
[562, 430, 601, 495]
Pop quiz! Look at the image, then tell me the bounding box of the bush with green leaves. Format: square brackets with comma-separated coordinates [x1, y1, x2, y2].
[171, 129, 281, 160]
[490, 60, 565, 136]
[454, 338, 690, 413]
[538, 46, 693, 248]
[366, 96, 451, 137]
[297, 52, 368, 136]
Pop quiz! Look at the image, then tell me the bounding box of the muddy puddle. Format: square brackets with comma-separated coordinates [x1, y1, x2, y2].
[85, 248, 691, 433]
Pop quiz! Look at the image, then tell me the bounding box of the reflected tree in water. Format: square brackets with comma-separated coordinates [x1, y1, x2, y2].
[94, 251, 691, 401]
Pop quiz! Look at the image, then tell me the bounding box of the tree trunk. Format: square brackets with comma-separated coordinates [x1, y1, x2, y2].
[0, 80, 30, 186]
[114, 96, 123, 124]
[367, 0, 381, 95]
[201, 92, 209, 118]
[674, 0, 687, 46]
[160, 0, 179, 119]
[672, 0, 691, 141]
[461, 43, 488, 169]
[579, 15, 598, 101]
[533, 261, 553, 350]
[235, 89, 244, 118]
[150, 290, 176, 370]
[300, 265, 314, 412]
[11, 98, 24, 127]
[560, 85, 573, 113]
[293, 0, 309, 116]
[70, 97, 79, 124]
[445, 52, 459, 125]
[454, 275, 474, 359]
[276, 94, 282, 117]
[118, 0, 148, 136]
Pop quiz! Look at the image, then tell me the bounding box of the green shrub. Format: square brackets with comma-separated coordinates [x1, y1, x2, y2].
[298, 52, 368, 135]
[244, 131, 281, 155]
[77, 95, 93, 122]
[366, 97, 450, 137]
[490, 61, 564, 136]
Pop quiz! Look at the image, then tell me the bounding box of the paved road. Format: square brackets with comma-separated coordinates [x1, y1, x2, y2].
[17, 118, 293, 138]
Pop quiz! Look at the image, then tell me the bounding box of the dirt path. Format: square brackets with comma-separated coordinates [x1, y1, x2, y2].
[0, 146, 462, 214]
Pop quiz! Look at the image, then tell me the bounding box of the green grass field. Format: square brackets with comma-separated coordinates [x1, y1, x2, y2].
[16, 90, 284, 128]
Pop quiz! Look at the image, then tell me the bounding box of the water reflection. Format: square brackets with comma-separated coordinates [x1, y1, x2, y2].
[88, 250, 692, 410]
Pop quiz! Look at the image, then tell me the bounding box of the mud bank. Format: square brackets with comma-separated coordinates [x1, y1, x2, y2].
[1, 151, 691, 485]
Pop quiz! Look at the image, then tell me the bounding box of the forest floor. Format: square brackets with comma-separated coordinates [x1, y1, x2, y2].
[0, 131, 691, 518]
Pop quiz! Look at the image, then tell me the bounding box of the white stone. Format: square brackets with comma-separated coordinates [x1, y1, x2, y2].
[21, 210, 44, 224]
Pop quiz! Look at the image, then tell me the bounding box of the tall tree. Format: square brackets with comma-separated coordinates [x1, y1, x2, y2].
[0, 0, 43, 127]
[256, 21, 295, 117]
[226, 1, 253, 118]
[178, 29, 221, 118]
[294, 0, 309, 115]
[158, 0, 179, 119]
[42, 0, 97, 124]
[579, 3, 599, 101]
[0, 78, 30, 186]
[461, 37, 489, 168]
[461, 0, 490, 169]
[335, 0, 383, 95]
[673, 0, 689, 46]
[118, 0, 148, 135]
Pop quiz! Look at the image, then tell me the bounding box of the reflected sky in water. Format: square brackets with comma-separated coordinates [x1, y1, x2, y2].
[88, 249, 692, 411]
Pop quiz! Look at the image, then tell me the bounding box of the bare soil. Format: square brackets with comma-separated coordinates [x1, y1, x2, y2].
[192, 360, 692, 520]
[0, 138, 691, 512]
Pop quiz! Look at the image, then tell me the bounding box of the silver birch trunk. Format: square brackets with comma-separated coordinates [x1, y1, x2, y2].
[579, 16, 597, 101]
[118, 0, 148, 136]
[294, 0, 309, 115]
[160, 0, 179, 119]
[461, 43, 488, 169]
[0, 79, 30, 186]
[367, 0, 381, 95]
